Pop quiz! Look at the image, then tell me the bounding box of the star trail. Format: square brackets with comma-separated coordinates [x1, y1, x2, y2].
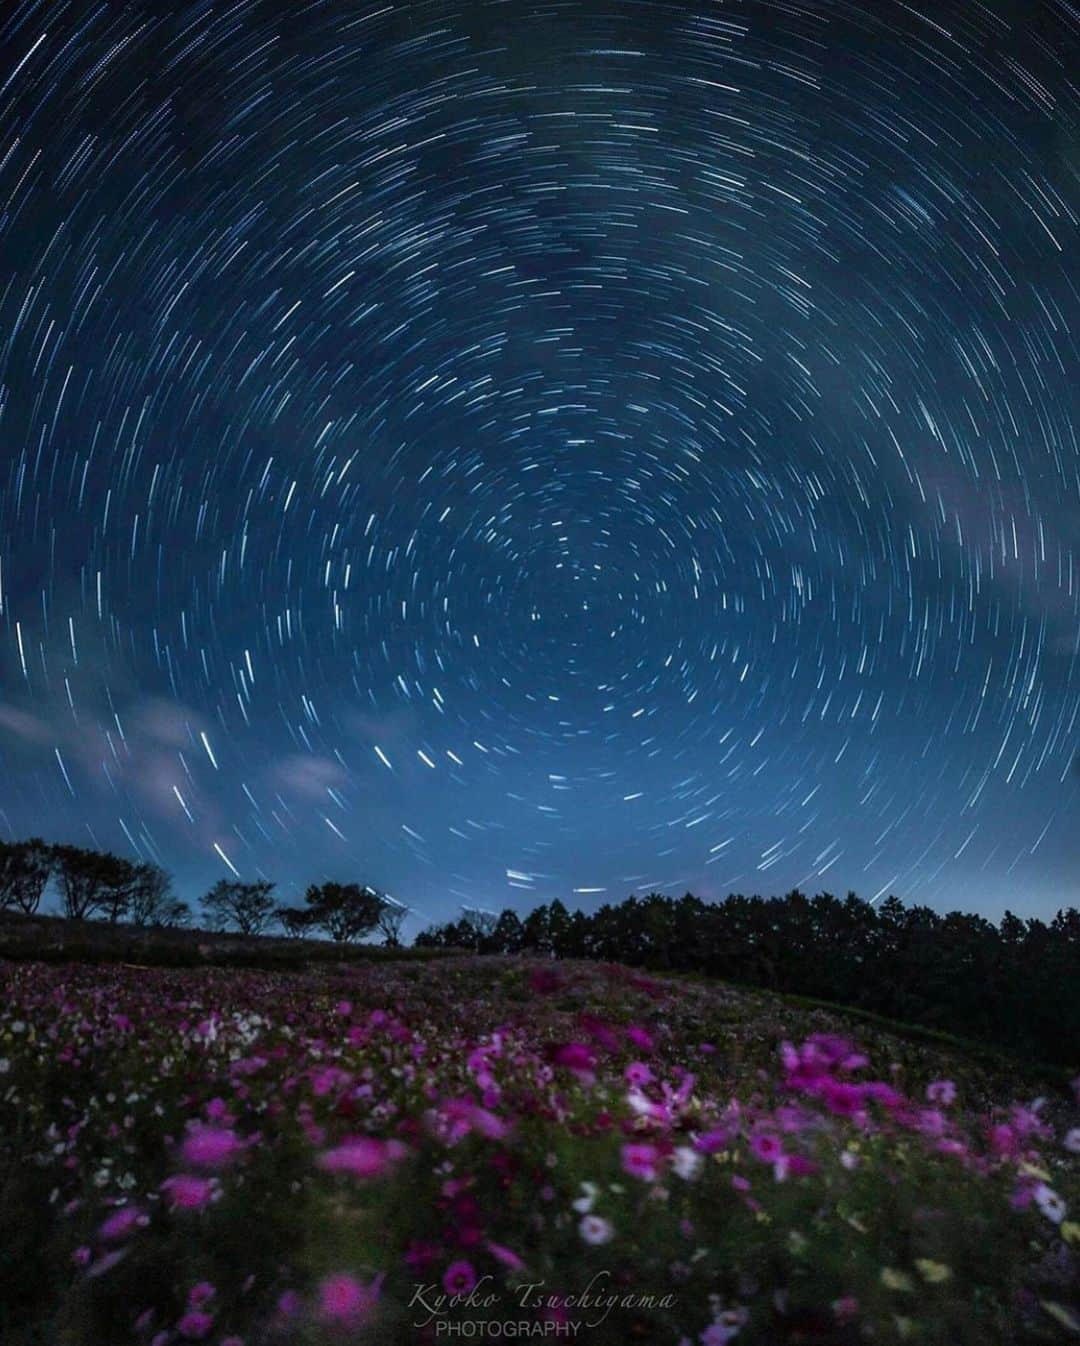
[0, 0, 1077, 928]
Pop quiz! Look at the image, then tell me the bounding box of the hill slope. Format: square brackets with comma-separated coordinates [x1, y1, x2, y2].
[1, 955, 1077, 1344]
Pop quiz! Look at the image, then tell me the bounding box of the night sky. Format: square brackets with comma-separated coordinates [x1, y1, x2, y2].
[0, 0, 1077, 933]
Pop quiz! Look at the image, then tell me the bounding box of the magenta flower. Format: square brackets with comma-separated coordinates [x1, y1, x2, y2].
[551, 1042, 597, 1084]
[87, 1248, 130, 1279]
[161, 1173, 216, 1210]
[926, 1079, 957, 1105]
[749, 1133, 783, 1164]
[626, 1024, 655, 1052]
[443, 1260, 477, 1296]
[694, 1126, 732, 1154]
[180, 1126, 244, 1170]
[317, 1272, 380, 1326]
[318, 1135, 403, 1179]
[187, 1282, 215, 1307]
[625, 1061, 654, 1087]
[486, 1240, 525, 1272]
[621, 1142, 661, 1181]
[176, 1309, 214, 1339]
[98, 1204, 145, 1242]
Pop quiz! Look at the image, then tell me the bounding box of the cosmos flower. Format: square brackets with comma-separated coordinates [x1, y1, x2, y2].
[443, 1261, 477, 1296]
[98, 1205, 146, 1242]
[317, 1273, 380, 1327]
[180, 1126, 244, 1170]
[318, 1135, 405, 1179]
[176, 1310, 214, 1340]
[672, 1146, 704, 1181]
[1033, 1184, 1067, 1225]
[621, 1142, 661, 1181]
[579, 1215, 614, 1245]
[161, 1174, 216, 1210]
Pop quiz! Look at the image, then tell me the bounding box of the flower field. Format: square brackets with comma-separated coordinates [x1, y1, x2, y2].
[1, 956, 1077, 1345]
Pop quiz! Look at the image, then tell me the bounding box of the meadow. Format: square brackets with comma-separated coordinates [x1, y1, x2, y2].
[1, 954, 1077, 1345]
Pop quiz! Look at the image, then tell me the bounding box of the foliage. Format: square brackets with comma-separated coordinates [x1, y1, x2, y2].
[52, 845, 143, 923]
[375, 900, 408, 949]
[201, 879, 277, 937]
[301, 882, 385, 943]
[126, 865, 190, 928]
[418, 891, 1080, 1067]
[0, 838, 53, 915]
[0, 957, 1076, 1345]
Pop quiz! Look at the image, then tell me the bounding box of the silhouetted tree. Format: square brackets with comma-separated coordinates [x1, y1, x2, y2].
[303, 882, 383, 942]
[277, 906, 317, 939]
[0, 839, 53, 915]
[53, 845, 138, 922]
[490, 909, 525, 954]
[375, 898, 408, 949]
[202, 879, 277, 936]
[460, 907, 498, 951]
[127, 864, 189, 927]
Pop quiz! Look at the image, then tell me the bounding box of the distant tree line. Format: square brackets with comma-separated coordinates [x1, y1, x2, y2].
[416, 890, 1080, 1066]
[0, 838, 406, 947]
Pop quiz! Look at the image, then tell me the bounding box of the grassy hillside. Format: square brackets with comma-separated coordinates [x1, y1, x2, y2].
[0, 909, 454, 969]
[1, 954, 1076, 1344]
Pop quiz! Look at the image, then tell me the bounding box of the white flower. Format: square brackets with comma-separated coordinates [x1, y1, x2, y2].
[571, 1181, 597, 1214]
[1034, 1183, 1067, 1225]
[672, 1146, 703, 1181]
[579, 1214, 614, 1246]
[1063, 1128, 1080, 1155]
[840, 1149, 859, 1170]
[0, 1059, 10, 1074]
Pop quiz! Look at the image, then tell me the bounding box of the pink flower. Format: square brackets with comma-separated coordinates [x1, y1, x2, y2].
[318, 1136, 403, 1180]
[694, 1126, 732, 1154]
[486, 1241, 524, 1272]
[180, 1126, 244, 1170]
[926, 1079, 956, 1105]
[550, 1042, 597, 1084]
[625, 1061, 654, 1087]
[749, 1133, 783, 1164]
[161, 1173, 216, 1210]
[916, 1109, 946, 1137]
[87, 1248, 130, 1278]
[443, 1260, 477, 1296]
[177, 1310, 214, 1339]
[187, 1282, 215, 1307]
[317, 1272, 380, 1326]
[626, 1024, 654, 1052]
[98, 1205, 145, 1242]
[621, 1142, 661, 1182]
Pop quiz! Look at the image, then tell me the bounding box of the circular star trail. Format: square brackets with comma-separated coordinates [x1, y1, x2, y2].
[0, 0, 1077, 923]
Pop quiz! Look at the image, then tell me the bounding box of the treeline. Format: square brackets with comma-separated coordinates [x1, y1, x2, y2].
[416, 890, 1080, 1066]
[0, 839, 406, 946]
